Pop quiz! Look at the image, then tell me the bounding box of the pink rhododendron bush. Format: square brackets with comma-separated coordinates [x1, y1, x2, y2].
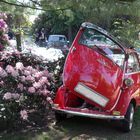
[0, 13, 9, 51]
[0, 12, 66, 131]
[0, 51, 55, 130]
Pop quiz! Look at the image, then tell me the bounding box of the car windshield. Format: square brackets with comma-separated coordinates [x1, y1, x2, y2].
[48, 36, 66, 42]
[79, 28, 125, 68]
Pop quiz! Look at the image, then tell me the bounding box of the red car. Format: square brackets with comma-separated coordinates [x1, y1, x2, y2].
[48, 22, 140, 132]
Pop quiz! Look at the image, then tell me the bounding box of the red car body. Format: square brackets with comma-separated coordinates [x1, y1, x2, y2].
[49, 22, 140, 132]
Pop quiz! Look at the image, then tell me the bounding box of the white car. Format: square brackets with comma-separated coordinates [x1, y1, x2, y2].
[46, 35, 69, 52]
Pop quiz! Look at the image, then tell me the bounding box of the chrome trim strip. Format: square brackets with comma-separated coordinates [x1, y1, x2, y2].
[53, 107, 124, 120]
[125, 71, 140, 75]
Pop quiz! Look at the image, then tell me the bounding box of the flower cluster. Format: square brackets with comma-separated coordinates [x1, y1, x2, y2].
[0, 13, 9, 51]
[0, 51, 54, 128]
[0, 62, 51, 120]
[0, 48, 68, 130]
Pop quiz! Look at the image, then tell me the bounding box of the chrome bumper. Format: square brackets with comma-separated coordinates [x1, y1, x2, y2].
[53, 107, 124, 120]
[47, 97, 124, 120]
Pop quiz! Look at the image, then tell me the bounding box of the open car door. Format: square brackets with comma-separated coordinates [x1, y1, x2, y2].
[63, 24, 125, 111]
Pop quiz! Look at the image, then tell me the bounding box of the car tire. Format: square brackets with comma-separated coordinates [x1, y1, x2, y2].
[55, 112, 67, 122]
[121, 103, 134, 132]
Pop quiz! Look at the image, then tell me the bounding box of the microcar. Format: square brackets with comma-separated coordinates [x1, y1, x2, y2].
[48, 22, 140, 132]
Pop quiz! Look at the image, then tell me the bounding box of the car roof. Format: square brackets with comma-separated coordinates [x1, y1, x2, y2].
[49, 35, 66, 37]
[81, 22, 134, 56]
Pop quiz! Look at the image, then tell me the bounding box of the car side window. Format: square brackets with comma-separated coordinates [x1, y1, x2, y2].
[127, 53, 140, 73]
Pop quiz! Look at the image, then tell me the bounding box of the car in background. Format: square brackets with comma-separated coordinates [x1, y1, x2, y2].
[46, 35, 69, 53]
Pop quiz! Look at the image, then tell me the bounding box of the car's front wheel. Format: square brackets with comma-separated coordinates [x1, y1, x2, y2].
[122, 103, 134, 132]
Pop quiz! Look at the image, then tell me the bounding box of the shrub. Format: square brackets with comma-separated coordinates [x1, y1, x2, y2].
[0, 13, 9, 51]
[0, 51, 53, 129]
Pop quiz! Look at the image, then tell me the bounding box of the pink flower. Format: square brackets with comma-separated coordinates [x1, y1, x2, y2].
[2, 34, 9, 41]
[26, 75, 35, 82]
[5, 65, 19, 77]
[0, 67, 7, 77]
[12, 93, 20, 100]
[5, 65, 15, 74]
[16, 62, 24, 70]
[39, 77, 48, 84]
[48, 73, 53, 78]
[11, 70, 19, 77]
[33, 82, 42, 89]
[42, 89, 50, 96]
[34, 72, 44, 79]
[28, 87, 36, 93]
[43, 70, 49, 76]
[26, 66, 33, 71]
[20, 110, 28, 120]
[3, 92, 12, 100]
[24, 70, 31, 76]
[20, 76, 26, 82]
[0, 44, 4, 50]
[17, 83, 24, 91]
[0, 19, 6, 28]
[0, 80, 4, 85]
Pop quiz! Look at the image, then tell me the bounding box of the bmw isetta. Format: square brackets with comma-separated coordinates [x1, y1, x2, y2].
[48, 22, 140, 132]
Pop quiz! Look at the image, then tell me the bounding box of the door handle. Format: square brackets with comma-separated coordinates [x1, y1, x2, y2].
[71, 46, 76, 53]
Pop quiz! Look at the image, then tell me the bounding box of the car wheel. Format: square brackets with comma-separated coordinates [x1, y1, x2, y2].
[55, 112, 67, 122]
[122, 103, 134, 132]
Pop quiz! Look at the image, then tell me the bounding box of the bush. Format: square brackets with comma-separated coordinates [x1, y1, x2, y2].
[0, 51, 53, 130]
[0, 13, 9, 51]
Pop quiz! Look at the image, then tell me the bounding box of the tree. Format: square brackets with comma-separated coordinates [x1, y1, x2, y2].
[0, 0, 34, 51]
[1, 0, 140, 47]
[31, 0, 139, 45]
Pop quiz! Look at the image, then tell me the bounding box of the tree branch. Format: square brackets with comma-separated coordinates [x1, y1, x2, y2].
[0, 0, 71, 12]
[29, 0, 42, 7]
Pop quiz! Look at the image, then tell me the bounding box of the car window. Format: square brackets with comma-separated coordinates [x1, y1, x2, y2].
[59, 37, 65, 42]
[79, 28, 125, 68]
[127, 53, 140, 73]
[48, 36, 66, 42]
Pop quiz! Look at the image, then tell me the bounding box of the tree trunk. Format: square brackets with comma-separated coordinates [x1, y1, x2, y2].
[68, 25, 72, 44]
[15, 33, 21, 51]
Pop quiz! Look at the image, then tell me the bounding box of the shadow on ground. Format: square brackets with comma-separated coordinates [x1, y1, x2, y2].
[47, 109, 140, 140]
[1, 109, 140, 140]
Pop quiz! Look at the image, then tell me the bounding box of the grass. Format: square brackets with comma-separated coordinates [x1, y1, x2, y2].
[1, 108, 140, 140]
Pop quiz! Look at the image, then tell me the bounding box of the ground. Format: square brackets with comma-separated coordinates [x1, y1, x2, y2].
[1, 107, 140, 140]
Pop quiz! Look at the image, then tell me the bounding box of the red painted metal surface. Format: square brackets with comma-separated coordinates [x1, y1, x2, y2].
[54, 22, 140, 118]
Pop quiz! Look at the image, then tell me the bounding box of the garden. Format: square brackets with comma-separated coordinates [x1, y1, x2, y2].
[0, 13, 66, 136]
[0, 0, 140, 140]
